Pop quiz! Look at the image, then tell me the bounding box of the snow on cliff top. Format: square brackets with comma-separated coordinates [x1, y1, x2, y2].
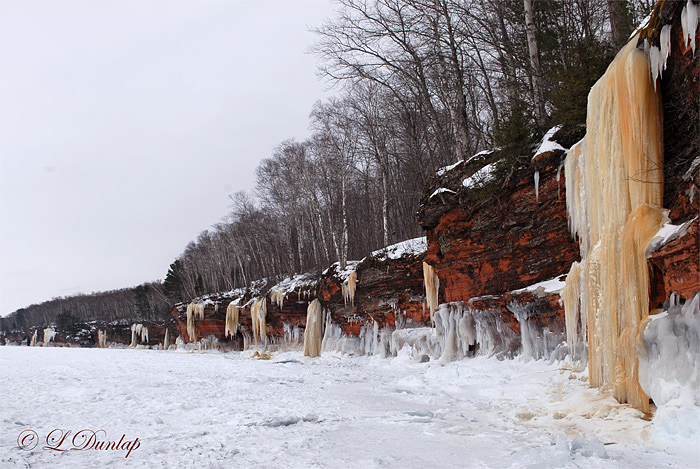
[532, 125, 566, 160]
[370, 236, 427, 261]
[511, 276, 567, 296]
[462, 161, 499, 189]
[323, 260, 361, 280]
[270, 272, 318, 294]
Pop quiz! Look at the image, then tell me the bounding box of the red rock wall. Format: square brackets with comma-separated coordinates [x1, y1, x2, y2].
[319, 256, 430, 336]
[417, 152, 579, 341]
[648, 2, 699, 307]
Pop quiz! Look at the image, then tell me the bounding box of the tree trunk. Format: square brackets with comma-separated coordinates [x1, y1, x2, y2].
[382, 169, 390, 247]
[523, 0, 547, 131]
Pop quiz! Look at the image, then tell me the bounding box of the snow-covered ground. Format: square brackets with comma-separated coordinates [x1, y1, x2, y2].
[1, 347, 697, 468]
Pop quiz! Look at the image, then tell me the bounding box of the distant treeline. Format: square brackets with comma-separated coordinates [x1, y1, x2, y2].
[2, 0, 652, 330]
[0, 283, 170, 333]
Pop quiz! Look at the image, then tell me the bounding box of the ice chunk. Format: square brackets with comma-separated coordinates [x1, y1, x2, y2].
[638, 293, 700, 407]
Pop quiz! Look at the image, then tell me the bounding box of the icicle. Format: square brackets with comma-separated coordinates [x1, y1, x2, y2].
[563, 262, 585, 362]
[303, 299, 324, 357]
[163, 328, 169, 350]
[98, 329, 108, 348]
[659, 25, 672, 73]
[342, 271, 358, 306]
[556, 162, 564, 199]
[534, 170, 540, 203]
[30, 330, 37, 347]
[645, 25, 672, 89]
[130, 324, 137, 348]
[251, 298, 267, 346]
[129, 324, 149, 348]
[282, 323, 302, 348]
[422, 262, 440, 323]
[509, 301, 565, 362]
[186, 302, 205, 343]
[433, 302, 520, 361]
[563, 37, 665, 411]
[270, 289, 285, 309]
[43, 328, 56, 347]
[225, 302, 240, 338]
[682, 0, 700, 54]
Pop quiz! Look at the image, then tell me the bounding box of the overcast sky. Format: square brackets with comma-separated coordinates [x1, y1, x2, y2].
[0, 0, 335, 315]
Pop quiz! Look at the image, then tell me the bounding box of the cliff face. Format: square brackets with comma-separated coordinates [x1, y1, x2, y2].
[171, 240, 429, 350]
[171, 279, 313, 350]
[647, 0, 700, 306]
[318, 246, 429, 335]
[419, 153, 578, 302]
[415, 148, 578, 358]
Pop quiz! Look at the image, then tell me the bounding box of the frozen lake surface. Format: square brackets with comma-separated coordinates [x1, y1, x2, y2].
[1, 346, 697, 468]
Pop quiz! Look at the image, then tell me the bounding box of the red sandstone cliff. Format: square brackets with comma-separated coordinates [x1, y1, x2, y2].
[415, 145, 578, 353]
[171, 239, 430, 350]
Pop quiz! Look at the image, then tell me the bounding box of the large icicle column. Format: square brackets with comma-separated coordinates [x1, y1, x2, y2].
[186, 302, 205, 343]
[129, 324, 149, 348]
[43, 328, 57, 347]
[342, 271, 357, 306]
[98, 329, 108, 348]
[251, 298, 267, 346]
[225, 302, 240, 339]
[303, 299, 324, 357]
[423, 262, 439, 322]
[563, 36, 665, 411]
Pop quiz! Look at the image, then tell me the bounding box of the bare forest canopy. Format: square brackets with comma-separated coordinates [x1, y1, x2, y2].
[1, 0, 654, 331]
[0, 283, 171, 333]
